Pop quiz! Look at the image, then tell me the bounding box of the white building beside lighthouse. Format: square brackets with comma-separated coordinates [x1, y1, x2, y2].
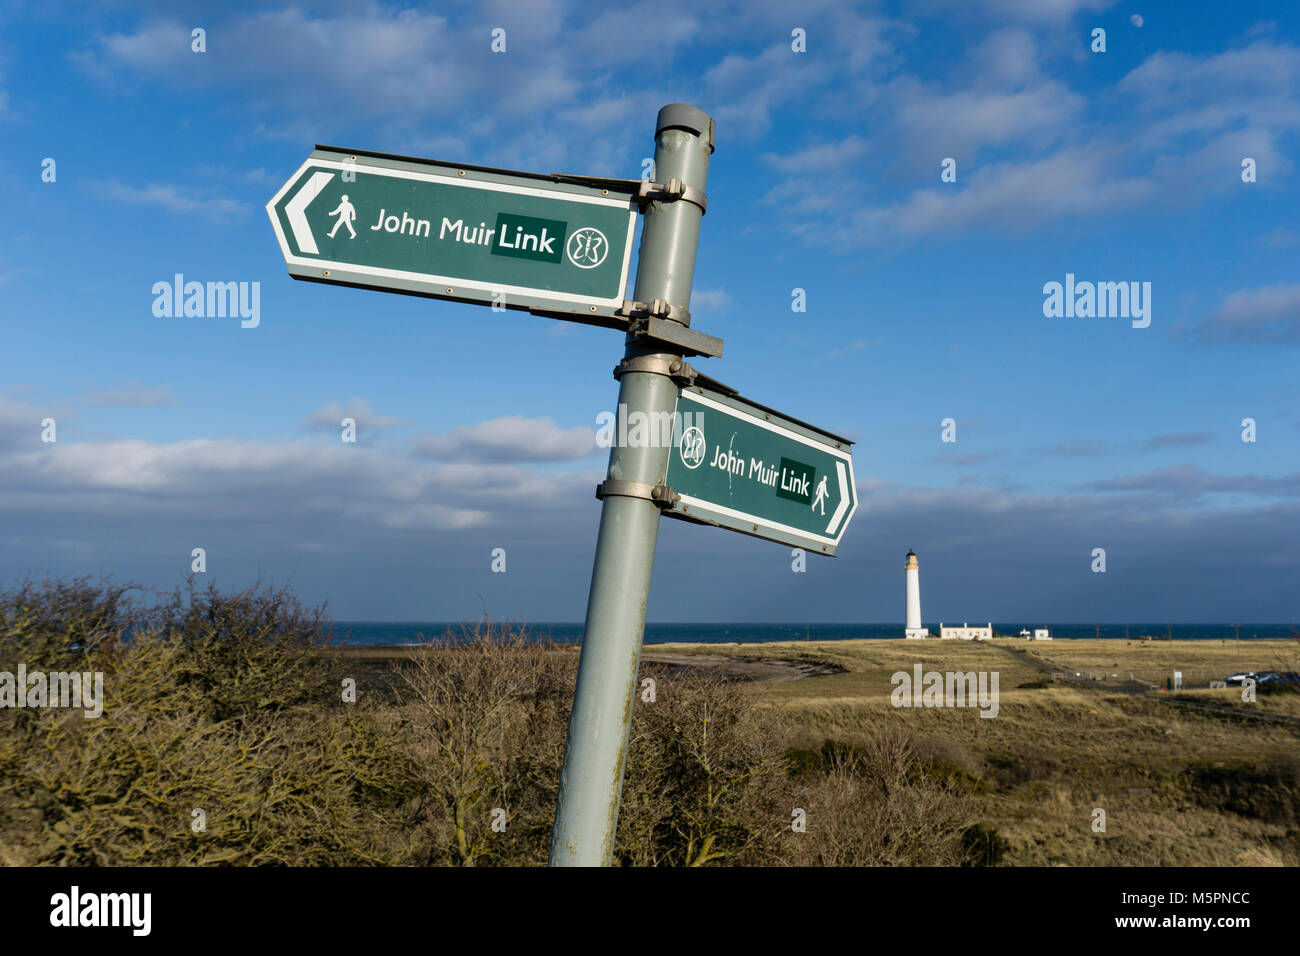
[904, 549, 930, 639]
[939, 622, 993, 640]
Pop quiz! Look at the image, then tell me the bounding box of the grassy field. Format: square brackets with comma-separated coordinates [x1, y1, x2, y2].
[1172, 686, 1300, 719]
[648, 638, 1300, 866]
[1008, 637, 1297, 684]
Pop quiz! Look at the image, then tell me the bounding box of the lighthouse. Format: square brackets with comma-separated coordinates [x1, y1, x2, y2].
[904, 549, 930, 639]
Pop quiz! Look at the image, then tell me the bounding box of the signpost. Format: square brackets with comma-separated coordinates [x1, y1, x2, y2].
[664, 384, 857, 556]
[267, 104, 860, 868]
[267, 147, 639, 321]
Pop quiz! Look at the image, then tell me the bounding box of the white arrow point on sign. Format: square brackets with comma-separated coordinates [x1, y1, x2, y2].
[285, 171, 334, 255]
[825, 461, 850, 535]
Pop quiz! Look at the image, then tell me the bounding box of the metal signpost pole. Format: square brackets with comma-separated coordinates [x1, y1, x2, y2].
[549, 104, 714, 866]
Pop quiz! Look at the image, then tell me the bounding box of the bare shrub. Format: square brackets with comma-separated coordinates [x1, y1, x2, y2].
[789, 729, 979, 866]
[388, 623, 574, 866]
[0, 576, 143, 671]
[913, 736, 984, 778]
[617, 671, 793, 866]
[986, 747, 1059, 789]
[153, 576, 334, 725]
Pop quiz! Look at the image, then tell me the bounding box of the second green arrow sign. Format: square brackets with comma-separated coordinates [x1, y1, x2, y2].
[665, 384, 858, 555]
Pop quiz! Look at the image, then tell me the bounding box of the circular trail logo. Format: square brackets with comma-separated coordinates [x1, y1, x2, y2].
[566, 227, 609, 269]
[679, 426, 706, 469]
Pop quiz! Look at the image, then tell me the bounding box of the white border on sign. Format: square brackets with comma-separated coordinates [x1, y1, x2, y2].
[266, 157, 638, 309]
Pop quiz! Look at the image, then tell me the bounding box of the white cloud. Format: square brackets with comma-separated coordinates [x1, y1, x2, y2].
[1200, 283, 1300, 343]
[973, 29, 1041, 88]
[764, 137, 870, 175]
[305, 398, 407, 434]
[414, 416, 599, 463]
[890, 78, 1085, 163]
[837, 149, 1150, 242]
[1088, 464, 1300, 498]
[691, 288, 731, 314]
[703, 44, 833, 140]
[1119, 41, 1300, 139]
[757, 37, 1300, 246]
[0, 430, 604, 535]
[918, 0, 1116, 24]
[100, 182, 244, 221]
[87, 381, 176, 408]
[0, 396, 52, 444]
[71, 20, 192, 81]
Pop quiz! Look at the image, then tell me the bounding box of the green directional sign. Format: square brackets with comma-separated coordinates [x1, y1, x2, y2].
[266, 146, 639, 319]
[664, 385, 858, 555]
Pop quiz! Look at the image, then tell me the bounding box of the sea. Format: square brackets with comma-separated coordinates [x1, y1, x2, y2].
[327, 621, 1295, 647]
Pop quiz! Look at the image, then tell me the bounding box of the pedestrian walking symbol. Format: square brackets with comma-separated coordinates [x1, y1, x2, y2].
[327, 195, 357, 239]
[812, 474, 829, 515]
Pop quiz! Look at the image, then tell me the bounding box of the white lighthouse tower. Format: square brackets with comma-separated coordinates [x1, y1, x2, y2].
[904, 549, 930, 639]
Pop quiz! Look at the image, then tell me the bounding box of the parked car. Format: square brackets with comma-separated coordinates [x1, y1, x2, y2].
[1225, 671, 1298, 687]
[1256, 671, 1299, 685]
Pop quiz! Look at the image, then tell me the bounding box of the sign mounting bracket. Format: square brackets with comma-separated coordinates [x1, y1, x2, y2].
[626, 317, 723, 358]
[547, 173, 708, 214]
[594, 480, 679, 507]
[613, 356, 697, 385]
[619, 298, 690, 324]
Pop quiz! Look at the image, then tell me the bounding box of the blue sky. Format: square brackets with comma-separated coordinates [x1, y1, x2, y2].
[1, 0, 1297, 624]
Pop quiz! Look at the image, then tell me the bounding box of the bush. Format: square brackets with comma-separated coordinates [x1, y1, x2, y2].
[785, 739, 871, 779]
[0, 579, 414, 865]
[618, 672, 791, 866]
[986, 748, 1059, 789]
[786, 729, 979, 866]
[961, 822, 1009, 866]
[1183, 753, 1300, 829]
[385, 624, 573, 866]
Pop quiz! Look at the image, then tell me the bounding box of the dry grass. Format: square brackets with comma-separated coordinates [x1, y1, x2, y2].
[1171, 685, 1300, 719]
[648, 638, 1043, 703]
[701, 640, 1300, 867]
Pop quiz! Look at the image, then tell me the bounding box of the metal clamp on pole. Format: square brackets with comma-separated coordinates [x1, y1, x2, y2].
[635, 178, 708, 214]
[594, 480, 679, 507]
[618, 298, 691, 325]
[612, 355, 697, 385]
[626, 316, 724, 358]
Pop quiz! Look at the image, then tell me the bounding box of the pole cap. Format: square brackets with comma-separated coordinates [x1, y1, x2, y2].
[656, 103, 715, 152]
